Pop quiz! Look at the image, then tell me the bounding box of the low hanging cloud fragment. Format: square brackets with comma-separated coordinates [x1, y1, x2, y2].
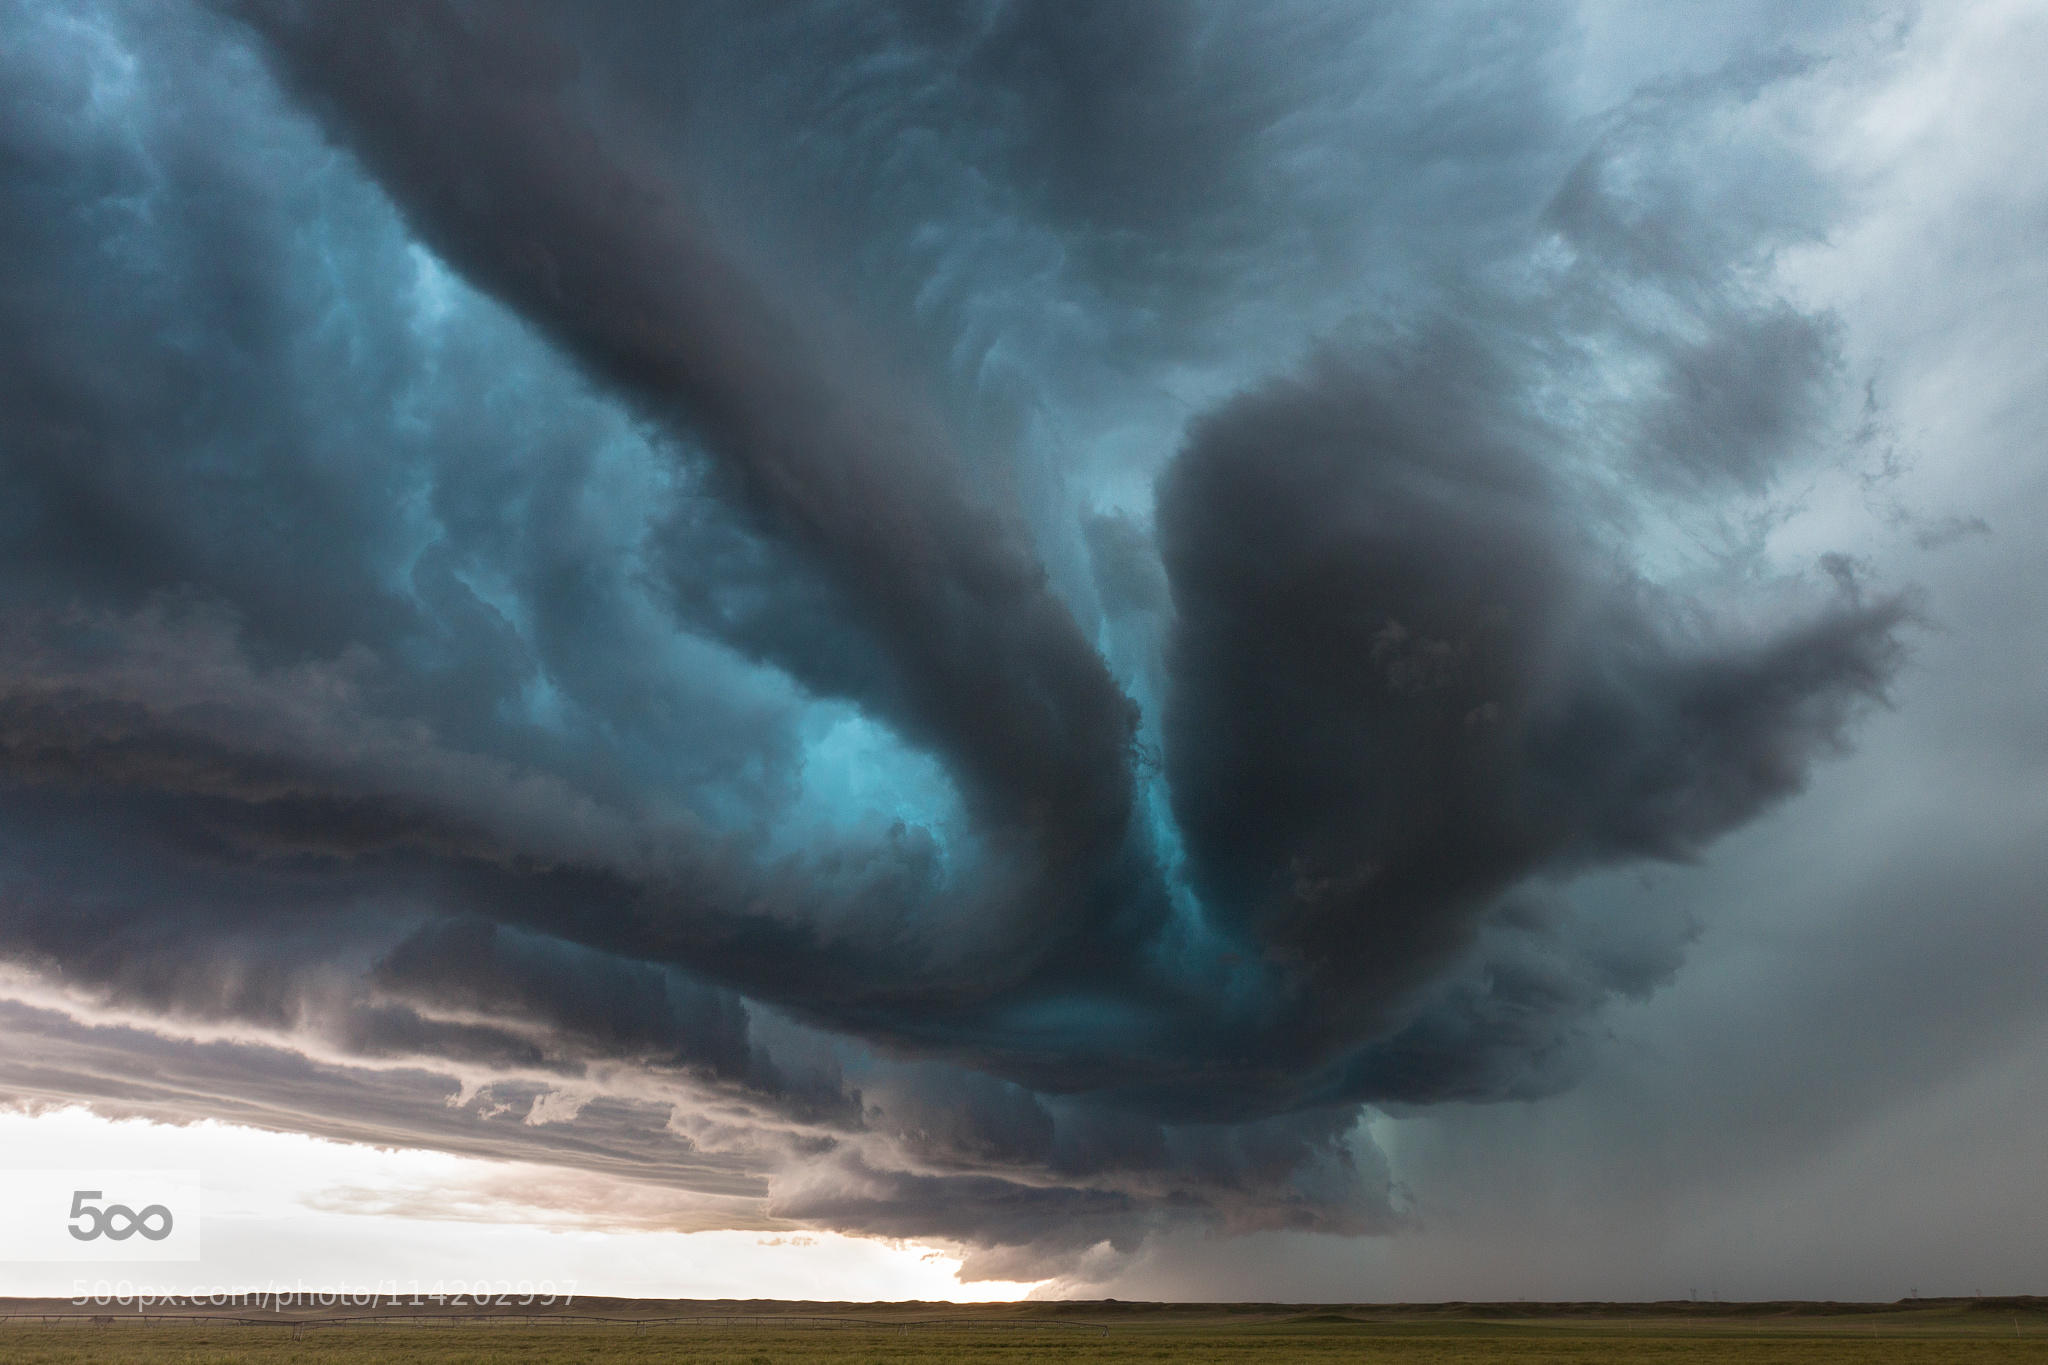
[0, 0, 1923, 1268]
[1156, 337, 1909, 1089]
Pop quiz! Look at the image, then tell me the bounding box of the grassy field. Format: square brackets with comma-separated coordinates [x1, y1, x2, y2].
[4, 1299, 2045, 1364]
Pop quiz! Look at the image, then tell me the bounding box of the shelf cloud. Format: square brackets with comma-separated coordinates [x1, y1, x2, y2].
[5, 0, 2013, 1283]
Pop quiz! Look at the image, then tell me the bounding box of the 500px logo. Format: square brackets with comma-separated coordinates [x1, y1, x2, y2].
[68, 1190, 176, 1243]
[0, 1170, 201, 1261]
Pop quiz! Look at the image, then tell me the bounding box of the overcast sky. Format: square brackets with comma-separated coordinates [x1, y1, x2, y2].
[1, 0, 2043, 1301]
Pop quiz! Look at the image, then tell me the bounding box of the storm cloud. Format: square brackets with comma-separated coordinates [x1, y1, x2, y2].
[0, 0, 2005, 1278]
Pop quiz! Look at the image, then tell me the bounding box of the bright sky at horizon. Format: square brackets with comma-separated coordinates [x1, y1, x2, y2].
[0, 1108, 1044, 1302]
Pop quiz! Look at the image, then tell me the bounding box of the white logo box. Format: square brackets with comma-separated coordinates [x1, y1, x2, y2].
[0, 1170, 202, 1262]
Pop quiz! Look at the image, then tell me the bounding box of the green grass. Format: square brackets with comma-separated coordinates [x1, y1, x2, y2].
[4, 1318, 2047, 1365]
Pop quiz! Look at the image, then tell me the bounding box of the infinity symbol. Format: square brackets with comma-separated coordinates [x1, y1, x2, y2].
[102, 1203, 173, 1241]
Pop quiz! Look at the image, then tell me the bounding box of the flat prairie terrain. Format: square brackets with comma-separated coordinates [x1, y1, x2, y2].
[4, 1297, 2045, 1364]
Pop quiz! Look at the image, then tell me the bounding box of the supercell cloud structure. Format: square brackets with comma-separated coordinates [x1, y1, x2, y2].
[5, 0, 2015, 1283]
